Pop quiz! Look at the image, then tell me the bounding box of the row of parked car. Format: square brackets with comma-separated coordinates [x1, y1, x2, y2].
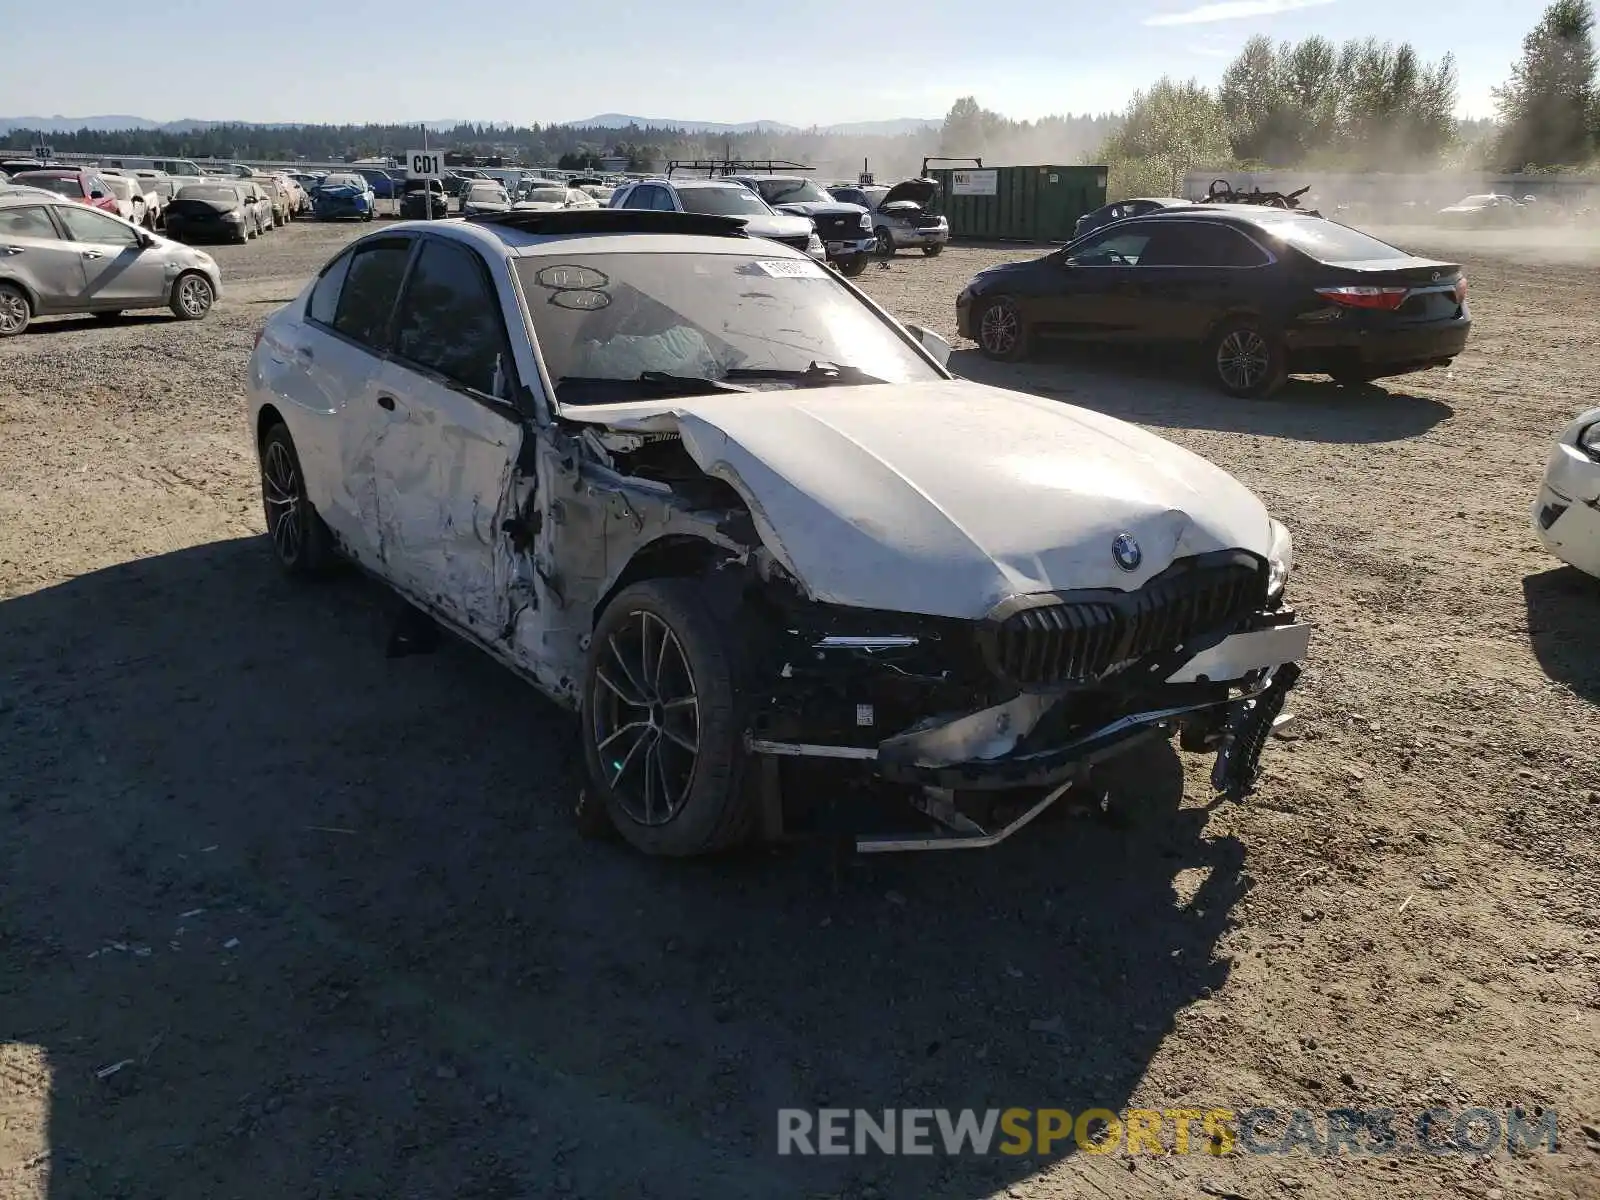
[588, 172, 948, 277]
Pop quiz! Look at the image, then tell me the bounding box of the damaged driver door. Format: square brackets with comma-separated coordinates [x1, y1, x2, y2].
[370, 236, 526, 641]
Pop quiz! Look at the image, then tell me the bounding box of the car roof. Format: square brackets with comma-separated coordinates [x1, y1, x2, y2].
[666, 178, 755, 191]
[372, 210, 809, 260]
[1119, 204, 1320, 228]
[0, 188, 68, 204]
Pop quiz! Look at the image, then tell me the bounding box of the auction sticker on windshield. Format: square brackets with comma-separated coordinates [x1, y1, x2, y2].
[752, 259, 828, 278]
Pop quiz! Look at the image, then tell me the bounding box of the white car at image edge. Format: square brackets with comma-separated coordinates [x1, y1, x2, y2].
[1533, 407, 1600, 578]
[244, 208, 1311, 856]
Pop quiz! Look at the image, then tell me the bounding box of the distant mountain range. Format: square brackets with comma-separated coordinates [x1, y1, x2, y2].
[0, 113, 941, 136]
[567, 114, 940, 136]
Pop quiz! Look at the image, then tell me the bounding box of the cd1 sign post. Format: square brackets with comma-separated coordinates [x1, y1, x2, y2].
[406, 149, 443, 219]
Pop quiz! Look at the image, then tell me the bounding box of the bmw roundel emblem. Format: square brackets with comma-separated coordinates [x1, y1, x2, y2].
[1112, 532, 1142, 571]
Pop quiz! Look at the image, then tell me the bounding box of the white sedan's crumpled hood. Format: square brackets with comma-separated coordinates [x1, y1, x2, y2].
[568, 380, 1273, 619]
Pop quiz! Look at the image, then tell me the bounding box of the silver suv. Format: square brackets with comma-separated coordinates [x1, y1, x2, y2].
[610, 178, 825, 261]
[0, 194, 220, 335]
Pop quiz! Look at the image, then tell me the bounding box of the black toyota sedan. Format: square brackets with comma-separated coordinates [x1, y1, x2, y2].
[955, 207, 1471, 397]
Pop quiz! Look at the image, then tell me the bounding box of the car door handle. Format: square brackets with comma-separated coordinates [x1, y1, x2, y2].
[0, 245, 23, 255]
[81, 249, 105, 259]
[377, 394, 396, 411]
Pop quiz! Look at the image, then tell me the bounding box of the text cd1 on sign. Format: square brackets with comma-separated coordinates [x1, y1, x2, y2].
[951, 169, 998, 196]
[407, 150, 443, 179]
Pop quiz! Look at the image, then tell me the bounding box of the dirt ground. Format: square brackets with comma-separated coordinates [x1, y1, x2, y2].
[1, 219, 1597, 1200]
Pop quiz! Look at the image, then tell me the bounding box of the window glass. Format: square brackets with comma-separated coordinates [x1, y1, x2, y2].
[1065, 229, 1151, 266]
[752, 178, 832, 205]
[16, 174, 85, 198]
[1137, 224, 1269, 267]
[0, 206, 60, 239]
[56, 205, 138, 246]
[392, 240, 510, 396]
[512, 251, 941, 405]
[307, 250, 354, 326]
[1254, 216, 1408, 262]
[331, 239, 412, 349]
[676, 187, 768, 217]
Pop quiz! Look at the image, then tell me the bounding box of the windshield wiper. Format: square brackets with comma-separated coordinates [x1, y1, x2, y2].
[721, 362, 886, 386]
[557, 372, 752, 397]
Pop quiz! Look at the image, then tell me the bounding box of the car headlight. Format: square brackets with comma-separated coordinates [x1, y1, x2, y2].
[1266, 518, 1293, 598]
[858, 212, 872, 231]
[806, 231, 824, 253]
[1579, 420, 1600, 457]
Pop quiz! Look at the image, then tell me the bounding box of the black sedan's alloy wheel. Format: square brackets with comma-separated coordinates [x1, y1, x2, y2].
[581, 579, 753, 856]
[1209, 319, 1287, 398]
[977, 297, 1027, 361]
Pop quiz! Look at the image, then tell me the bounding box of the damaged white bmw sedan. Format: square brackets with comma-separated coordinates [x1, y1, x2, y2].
[246, 209, 1312, 856]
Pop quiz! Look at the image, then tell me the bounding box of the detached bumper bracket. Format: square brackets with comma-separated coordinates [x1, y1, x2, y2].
[1212, 662, 1302, 798]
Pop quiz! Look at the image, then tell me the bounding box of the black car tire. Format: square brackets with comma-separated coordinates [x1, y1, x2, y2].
[837, 254, 868, 278]
[875, 227, 894, 257]
[170, 272, 214, 321]
[581, 578, 755, 857]
[0, 282, 32, 337]
[922, 244, 943, 257]
[976, 296, 1028, 362]
[259, 423, 336, 578]
[1208, 318, 1287, 398]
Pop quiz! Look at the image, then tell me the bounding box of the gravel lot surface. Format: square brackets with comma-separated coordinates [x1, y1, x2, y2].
[1, 218, 1597, 1200]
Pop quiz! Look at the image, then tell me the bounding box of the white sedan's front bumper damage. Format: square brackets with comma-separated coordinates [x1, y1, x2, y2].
[747, 614, 1312, 850]
[1533, 438, 1600, 579]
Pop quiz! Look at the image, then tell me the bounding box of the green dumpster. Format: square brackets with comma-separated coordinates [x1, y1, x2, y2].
[928, 164, 1108, 242]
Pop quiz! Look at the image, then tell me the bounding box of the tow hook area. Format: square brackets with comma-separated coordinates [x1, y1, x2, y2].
[1211, 662, 1302, 798]
[855, 778, 1081, 854]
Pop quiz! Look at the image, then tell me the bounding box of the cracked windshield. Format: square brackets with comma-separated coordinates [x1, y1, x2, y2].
[513, 252, 942, 403]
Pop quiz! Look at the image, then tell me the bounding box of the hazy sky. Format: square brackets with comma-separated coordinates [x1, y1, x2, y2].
[0, 0, 1532, 125]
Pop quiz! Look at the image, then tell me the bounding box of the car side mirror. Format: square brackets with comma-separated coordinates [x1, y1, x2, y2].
[905, 323, 953, 367]
[136, 231, 155, 249]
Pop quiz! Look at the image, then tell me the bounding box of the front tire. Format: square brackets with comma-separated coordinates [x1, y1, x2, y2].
[581, 578, 753, 857]
[0, 283, 31, 336]
[259, 423, 336, 578]
[875, 227, 894, 258]
[837, 254, 868, 278]
[170, 272, 214, 321]
[922, 243, 943, 257]
[976, 296, 1028, 361]
[1209, 318, 1286, 398]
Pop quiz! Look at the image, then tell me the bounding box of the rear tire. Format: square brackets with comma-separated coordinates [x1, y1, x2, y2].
[976, 296, 1028, 362]
[581, 578, 754, 857]
[1208, 318, 1287, 398]
[922, 243, 943, 257]
[259, 423, 336, 578]
[837, 254, 868, 278]
[875, 227, 894, 257]
[0, 283, 31, 337]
